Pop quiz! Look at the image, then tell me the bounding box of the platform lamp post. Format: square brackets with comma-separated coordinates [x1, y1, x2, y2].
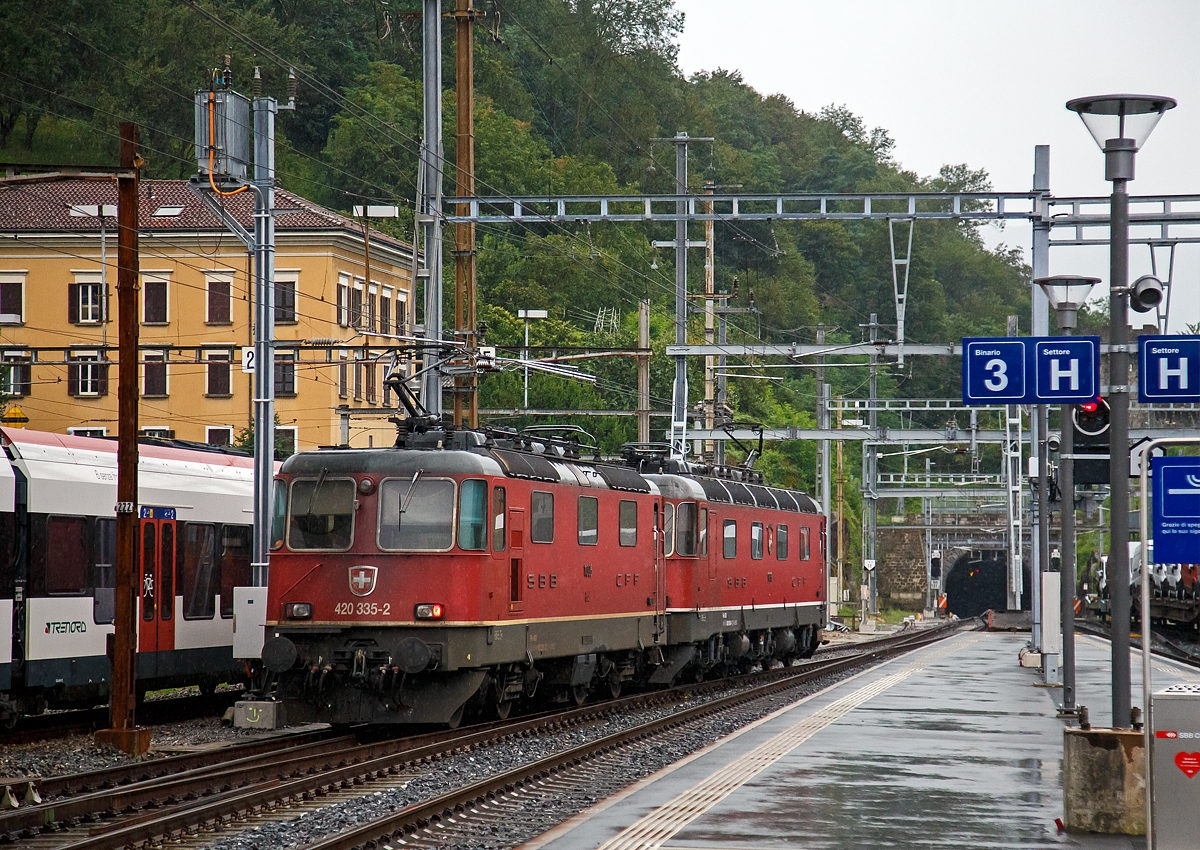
[1036, 274, 1100, 718]
[1066, 94, 1175, 728]
[518, 309, 548, 411]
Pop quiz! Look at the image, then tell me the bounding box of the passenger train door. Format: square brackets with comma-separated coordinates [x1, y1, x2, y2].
[652, 502, 665, 643]
[506, 505, 524, 616]
[137, 506, 177, 674]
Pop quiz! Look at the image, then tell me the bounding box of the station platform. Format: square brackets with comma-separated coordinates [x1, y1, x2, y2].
[524, 628, 1200, 850]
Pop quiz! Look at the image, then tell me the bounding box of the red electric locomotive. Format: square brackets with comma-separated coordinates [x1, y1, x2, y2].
[262, 426, 826, 726]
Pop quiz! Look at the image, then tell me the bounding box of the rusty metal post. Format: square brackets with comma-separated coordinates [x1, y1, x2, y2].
[454, 0, 478, 428]
[638, 299, 650, 443]
[95, 123, 151, 755]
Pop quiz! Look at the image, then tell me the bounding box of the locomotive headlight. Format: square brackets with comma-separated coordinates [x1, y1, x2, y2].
[285, 602, 313, 620]
[414, 603, 444, 620]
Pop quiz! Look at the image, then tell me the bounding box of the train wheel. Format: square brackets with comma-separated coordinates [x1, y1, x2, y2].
[572, 685, 588, 706]
[495, 699, 514, 720]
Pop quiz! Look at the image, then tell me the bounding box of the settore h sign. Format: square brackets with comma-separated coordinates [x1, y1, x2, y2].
[962, 336, 1100, 405]
[1138, 335, 1200, 403]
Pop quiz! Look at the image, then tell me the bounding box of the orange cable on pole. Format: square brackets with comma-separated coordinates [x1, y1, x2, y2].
[208, 91, 248, 197]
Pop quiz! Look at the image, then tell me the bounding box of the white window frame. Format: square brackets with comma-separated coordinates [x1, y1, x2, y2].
[142, 349, 168, 397]
[1, 272, 27, 324]
[1, 349, 31, 396]
[75, 350, 102, 397]
[206, 425, 234, 446]
[73, 271, 104, 324]
[275, 270, 299, 324]
[276, 426, 299, 458]
[205, 271, 234, 325]
[141, 270, 172, 325]
[68, 427, 108, 438]
[140, 426, 174, 439]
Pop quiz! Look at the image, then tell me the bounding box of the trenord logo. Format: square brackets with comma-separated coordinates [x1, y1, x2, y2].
[45, 621, 88, 634]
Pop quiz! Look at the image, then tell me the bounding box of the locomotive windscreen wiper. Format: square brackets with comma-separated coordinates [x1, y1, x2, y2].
[306, 467, 328, 516]
[397, 469, 423, 525]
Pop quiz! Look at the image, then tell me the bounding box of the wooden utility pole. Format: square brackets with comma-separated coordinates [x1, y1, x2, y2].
[95, 123, 150, 755]
[453, 0, 478, 427]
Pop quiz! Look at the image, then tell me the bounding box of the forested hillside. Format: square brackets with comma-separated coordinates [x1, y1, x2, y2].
[2, 0, 1035, 506]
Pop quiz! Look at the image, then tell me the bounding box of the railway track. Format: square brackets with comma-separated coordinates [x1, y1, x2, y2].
[1075, 618, 1200, 668]
[0, 622, 966, 850]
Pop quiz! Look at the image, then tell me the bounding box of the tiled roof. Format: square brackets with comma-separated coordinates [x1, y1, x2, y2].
[0, 177, 412, 253]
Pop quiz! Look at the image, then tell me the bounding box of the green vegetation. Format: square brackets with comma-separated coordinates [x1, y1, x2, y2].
[3, 2, 1035, 575]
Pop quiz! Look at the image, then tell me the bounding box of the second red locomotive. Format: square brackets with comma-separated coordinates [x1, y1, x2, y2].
[262, 426, 827, 726]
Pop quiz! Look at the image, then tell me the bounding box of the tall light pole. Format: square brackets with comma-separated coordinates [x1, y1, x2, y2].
[519, 308, 547, 410]
[1036, 274, 1100, 718]
[1066, 94, 1175, 728]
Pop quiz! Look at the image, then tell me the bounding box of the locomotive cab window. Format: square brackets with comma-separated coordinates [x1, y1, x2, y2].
[722, 519, 737, 559]
[531, 491, 554, 543]
[493, 486, 506, 552]
[288, 475, 356, 551]
[378, 475, 455, 551]
[619, 500, 637, 547]
[458, 479, 487, 551]
[663, 503, 675, 556]
[777, 524, 789, 561]
[800, 527, 811, 561]
[676, 502, 698, 557]
[577, 496, 598, 546]
[699, 507, 708, 556]
[751, 522, 764, 560]
[270, 479, 287, 550]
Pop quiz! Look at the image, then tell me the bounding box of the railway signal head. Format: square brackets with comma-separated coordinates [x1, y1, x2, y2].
[1073, 396, 1110, 438]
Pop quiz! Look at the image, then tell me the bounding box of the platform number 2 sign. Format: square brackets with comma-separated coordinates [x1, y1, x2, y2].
[242, 347, 256, 374]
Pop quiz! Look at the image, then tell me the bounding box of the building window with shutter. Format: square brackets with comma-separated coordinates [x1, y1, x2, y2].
[143, 350, 168, 397]
[337, 275, 350, 327]
[366, 287, 377, 333]
[206, 349, 232, 396]
[207, 274, 232, 324]
[274, 350, 296, 397]
[275, 276, 297, 323]
[69, 276, 105, 325]
[69, 351, 107, 397]
[353, 355, 363, 400]
[338, 354, 348, 399]
[395, 295, 406, 336]
[142, 276, 168, 324]
[1, 351, 31, 397]
[380, 294, 391, 336]
[365, 359, 377, 403]
[350, 286, 363, 329]
[0, 274, 23, 324]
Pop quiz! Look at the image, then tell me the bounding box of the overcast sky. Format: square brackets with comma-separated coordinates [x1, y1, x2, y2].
[673, 0, 1200, 332]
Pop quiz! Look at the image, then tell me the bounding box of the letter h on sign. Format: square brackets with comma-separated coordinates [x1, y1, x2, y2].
[1139, 335, 1200, 403]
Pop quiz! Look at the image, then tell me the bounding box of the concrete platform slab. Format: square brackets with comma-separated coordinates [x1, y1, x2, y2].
[523, 631, 1200, 850]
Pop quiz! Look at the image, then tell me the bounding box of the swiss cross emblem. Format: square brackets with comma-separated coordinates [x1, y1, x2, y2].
[349, 565, 377, 597]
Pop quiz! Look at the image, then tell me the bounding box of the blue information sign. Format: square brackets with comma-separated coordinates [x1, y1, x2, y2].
[140, 506, 177, 520]
[962, 336, 1100, 405]
[1138, 335, 1200, 403]
[1152, 456, 1200, 564]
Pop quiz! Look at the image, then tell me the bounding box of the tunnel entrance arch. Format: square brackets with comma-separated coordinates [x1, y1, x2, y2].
[944, 551, 1011, 618]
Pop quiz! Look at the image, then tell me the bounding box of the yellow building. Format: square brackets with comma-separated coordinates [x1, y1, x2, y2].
[0, 177, 414, 452]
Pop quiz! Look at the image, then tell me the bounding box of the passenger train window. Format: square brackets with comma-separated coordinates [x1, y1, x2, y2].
[663, 503, 675, 556]
[288, 476, 356, 551]
[93, 518, 116, 624]
[751, 523, 764, 560]
[619, 500, 637, 547]
[777, 524, 789, 561]
[180, 522, 217, 619]
[577, 496, 598, 546]
[378, 477, 455, 551]
[722, 519, 736, 559]
[493, 486, 507, 552]
[47, 516, 88, 594]
[676, 502, 698, 557]
[458, 480, 487, 551]
[0, 514, 14, 593]
[530, 491, 554, 543]
[800, 527, 811, 561]
[142, 523, 157, 621]
[698, 508, 707, 556]
[220, 525, 251, 617]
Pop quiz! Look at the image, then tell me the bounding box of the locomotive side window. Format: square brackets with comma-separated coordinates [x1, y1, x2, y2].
[751, 523, 764, 560]
[699, 507, 708, 556]
[93, 518, 116, 623]
[180, 522, 217, 620]
[663, 503, 675, 556]
[619, 500, 637, 547]
[288, 476, 356, 551]
[47, 516, 88, 594]
[530, 491, 554, 543]
[378, 477, 455, 551]
[458, 479, 488, 551]
[577, 496, 598, 546]
[220, 525, 251, 617]
[676, 502, 698, 557]
[777, 524, 789, 561]
[270, 479, 287, 550]
[800, 527, 811, 561]
[492, 486, 507, 552]
[722, 519, 736, 559]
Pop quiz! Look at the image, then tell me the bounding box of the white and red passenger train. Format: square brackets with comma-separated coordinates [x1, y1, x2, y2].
[262, 426, 828, 726]
[0, 428, 260, 724]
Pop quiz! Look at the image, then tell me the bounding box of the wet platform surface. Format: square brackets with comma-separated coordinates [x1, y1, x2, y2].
[524, 628, 1200, 850]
